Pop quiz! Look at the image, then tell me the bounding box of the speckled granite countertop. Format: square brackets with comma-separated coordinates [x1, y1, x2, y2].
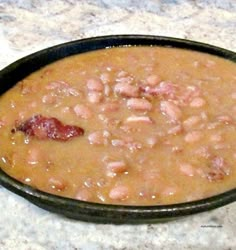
[0, 1, 235, 249]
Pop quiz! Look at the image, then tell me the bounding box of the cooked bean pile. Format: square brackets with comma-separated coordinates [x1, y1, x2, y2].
[0, 47, 235, 205]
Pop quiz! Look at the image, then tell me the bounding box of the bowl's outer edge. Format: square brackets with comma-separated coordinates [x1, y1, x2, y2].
[0, 35, 235, 224]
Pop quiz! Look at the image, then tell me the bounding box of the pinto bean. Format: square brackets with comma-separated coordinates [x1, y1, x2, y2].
[73, 104, 92, 119]
[127, 141, 142, 152]
[106, 161, 128, 174]
[181, 85, 201, 103]
[114, 83, 139, 98]
[172, 146, 183, 153]
[200, 111, 208, 121]
[46, 81, 69, 90]
[195, 146, 211, 159]
[27, 147, 40, 165]
[87, 78, 103, 92]
[88, 130, 110, 145]
[111, 139, 126, 147]
[207, 122, 219, 130]
[100, 73, 110, 84]
[49, 177, 66, 191]
[183, 116, 201, 129]
[217, 115, 233, 124]
[184, 131, 202, 143]
[67, 88, 80, 96]
[46, 81, 79, 97]
[179, 163, 195, 177]
[42, 94, 57, 104]
[27, 102, 36, 108]
[141, 81, 176, 97]
[160, 101, 182, 121]
[104, 84, 111, 96]
[116, 76, 133, 85]
[87, 92, 103, 103]
[109, 185, 129, 200]
[190, 97, 206, 108]
[146, 136, 158, 148]
[126, 115, 153, 124]
[193, 61, 200, 68]
[96, 178, 107, 188]
[168, 124, 182, 135]
[100, 102, 120, 112]
[61, 106, 70, 114]
[75, 189, 91, 201]
[117, 70, 128, 78]
[127, 98, 152, 111]
[146, 74, 161, 86]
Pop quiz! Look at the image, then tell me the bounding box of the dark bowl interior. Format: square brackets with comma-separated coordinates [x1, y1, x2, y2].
[0, 35, 235, 224]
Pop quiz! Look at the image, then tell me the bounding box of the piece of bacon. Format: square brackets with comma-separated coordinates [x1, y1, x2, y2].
[14, 115, 84, 141]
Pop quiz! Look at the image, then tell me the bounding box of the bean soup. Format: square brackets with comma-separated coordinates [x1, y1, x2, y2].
[0, 46, 235, 205]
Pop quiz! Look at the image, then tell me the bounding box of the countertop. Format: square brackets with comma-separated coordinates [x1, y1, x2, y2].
[0, 0, 235, 249]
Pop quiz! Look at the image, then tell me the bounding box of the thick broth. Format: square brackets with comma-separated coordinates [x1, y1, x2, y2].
[0, 47, 235, 205]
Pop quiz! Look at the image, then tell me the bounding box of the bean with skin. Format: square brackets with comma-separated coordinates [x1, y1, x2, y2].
[27, 147, 40, 165]
[100, 102, 120, 112]
[160, 101, 182, 121]
[183, 116, 201, 129]
[100, 73, 110, 84]
[146, 136, 158, 148]
[111, 139, 125, 147]
[73, 104, 92, 119]
[88, 92, 103, 103]
[190, 97, 206, 108]
[179, 163, 195, 177]
[206, 156, 230, 181]
[168, 124, 182, 135]
[109, 185, 129, 200]
[127, 98, 152, 111]
[126, 115, 153, 124]
[42, 94, 57, 104]
[114, 83, 139, 98]
[140, 81, 176, 98]
[48, 177, 66, 191]
[106, 161, 128, 174]
[88, 130, 110, 145]
[75, 189, 91, 201]
[146, 74, 161, 86]
[184, 131, 202, 143]
[87, 78, 104, 92]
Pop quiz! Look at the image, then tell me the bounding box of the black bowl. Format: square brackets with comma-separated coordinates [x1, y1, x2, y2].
[0, 35, 235, 224]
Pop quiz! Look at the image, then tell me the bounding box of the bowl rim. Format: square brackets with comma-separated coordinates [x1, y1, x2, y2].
[0, 34, 235, 224]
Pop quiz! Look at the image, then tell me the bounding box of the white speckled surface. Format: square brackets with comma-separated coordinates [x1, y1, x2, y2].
[0, 1, 235, 249]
